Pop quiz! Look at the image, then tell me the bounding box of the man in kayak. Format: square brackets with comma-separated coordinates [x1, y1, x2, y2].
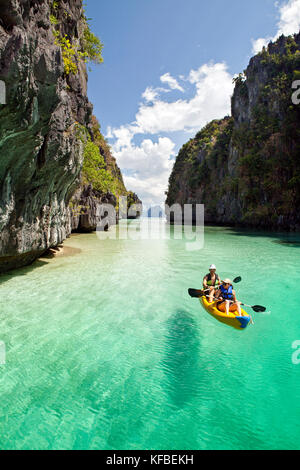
[215, 279, 242, 316]
[203, 264, 221, 303]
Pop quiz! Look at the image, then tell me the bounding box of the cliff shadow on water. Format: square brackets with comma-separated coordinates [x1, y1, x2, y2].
[0, 259, 49, 286]
[228, 227, 300, 247]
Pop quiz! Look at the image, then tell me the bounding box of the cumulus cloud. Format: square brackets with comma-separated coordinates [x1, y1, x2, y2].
[252, 36, 273, 54]
[114, 137, 175, 179]
[119, 63, 233, 137]
[160, 72, 185, 92]
[123, 174, 170, 207]
[108, 62, 234, 205]
[278, 0, 300, 35]
[142, 87, 160, 103]
[114, 137, 175, 206]
[142, 86, 171, 103]
[252, 0, 300, 53]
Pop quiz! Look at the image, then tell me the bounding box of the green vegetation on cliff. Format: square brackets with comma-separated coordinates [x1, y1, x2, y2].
[74, 116, 141, 210]
[89, 116, 128, 197]
[82, 140, 115, 193]
[233, 35, 300, 225]
[51, 0, 103, 75]
[166, 33, 300, 230]
[166, 117, 234, 215]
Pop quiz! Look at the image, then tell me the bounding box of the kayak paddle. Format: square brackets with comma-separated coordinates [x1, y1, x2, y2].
[189, 276, 242, 298]
[240, 303, 266, 313]
[188, 290, 267, 313]
[188, 288, 204, 298]
[218, 298, 267, 313]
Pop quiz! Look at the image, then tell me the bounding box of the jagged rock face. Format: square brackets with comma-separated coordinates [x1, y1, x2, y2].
[0, 0, 92, 272]
[71, 184, 117, 232]
[166, 33, 300, 231]
[70, 185, 142, 232]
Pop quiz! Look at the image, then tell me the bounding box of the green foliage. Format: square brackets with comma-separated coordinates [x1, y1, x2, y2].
[90, 116, 128, 196]
[50, 0, 103, 75]
[81, 26, 103, 65]
[166, 118, 234, 206]
[53, 31, 79, 75]
[50, 14, 59, 25]
[82, 140, 115, 194]
[75, 118, 130, 199]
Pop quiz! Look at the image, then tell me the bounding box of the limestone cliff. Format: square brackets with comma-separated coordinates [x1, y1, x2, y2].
[69, 115, 142, 231]
[166, 33, 300, 231]
[0, 0, 141, 273]
[0, 0, 92, 272]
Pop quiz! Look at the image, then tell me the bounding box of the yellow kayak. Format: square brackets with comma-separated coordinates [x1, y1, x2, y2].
[200, 296, 251, 330]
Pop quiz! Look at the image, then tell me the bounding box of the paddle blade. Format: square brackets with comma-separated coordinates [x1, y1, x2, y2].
[252, 305, 266, 313]
[188, 288, 203, 298]
[233, 276, 242, 283]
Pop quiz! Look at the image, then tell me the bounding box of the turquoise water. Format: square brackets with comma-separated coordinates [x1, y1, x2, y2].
[0, 220, 300, 450]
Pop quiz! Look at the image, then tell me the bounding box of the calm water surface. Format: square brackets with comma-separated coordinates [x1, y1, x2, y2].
[0, 220, 300, 450]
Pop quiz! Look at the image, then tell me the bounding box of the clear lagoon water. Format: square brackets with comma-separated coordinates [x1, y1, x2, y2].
[0, 220, 300, 450]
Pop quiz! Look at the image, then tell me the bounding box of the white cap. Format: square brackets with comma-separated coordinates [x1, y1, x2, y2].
[209, 264, 216, 270]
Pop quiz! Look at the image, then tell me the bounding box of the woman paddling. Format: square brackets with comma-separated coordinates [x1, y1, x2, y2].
[203, 264, 221, 303]
[215, 279, 243, 316]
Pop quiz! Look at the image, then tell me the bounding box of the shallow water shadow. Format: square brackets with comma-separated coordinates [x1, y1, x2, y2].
[272, 240, 300, 248]
[161, 310, 201, 408]
[229, 226, 300, 241]
[0, 259, 49, 285]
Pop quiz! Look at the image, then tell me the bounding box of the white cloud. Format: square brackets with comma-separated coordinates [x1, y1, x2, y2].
[142, 87, 160, 103]
[252, 36, 273, 54]
[160, 72, 185, 92]
[108, 62, 234, 205]
[115, 137, 175, 206]
[123, 174, 171, 207]
[252, 0, 300, 53]
[133, 63, 233, 135]
[141, 86, 171, 103]
[278, 0, 300, 35]
[114, 137, 175, 179]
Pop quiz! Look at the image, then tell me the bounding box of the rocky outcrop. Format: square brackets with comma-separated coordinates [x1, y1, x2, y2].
[0, 0, 92, 272]
[166, 33, 300, 231]
[71, 184, 117, 232]
[126, 191, 142, 219]
[69, 116, 142, 231]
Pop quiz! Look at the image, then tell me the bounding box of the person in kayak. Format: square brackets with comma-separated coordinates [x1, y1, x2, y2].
[203, 264, 221, 303]
[215, 279, 242, 316]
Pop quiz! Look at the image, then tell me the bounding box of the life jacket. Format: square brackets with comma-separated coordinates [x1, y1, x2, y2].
[206, 273, 220, 286]
[219, 285, 233, 300]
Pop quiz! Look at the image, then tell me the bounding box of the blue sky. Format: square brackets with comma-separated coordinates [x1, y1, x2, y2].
[85, 0, 300, 206]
